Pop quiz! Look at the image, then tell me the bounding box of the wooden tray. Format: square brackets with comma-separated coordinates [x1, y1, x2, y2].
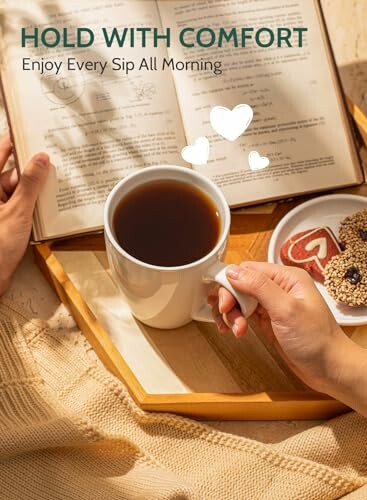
[33, 200, 367, 421]
[30, 99, 367, 421]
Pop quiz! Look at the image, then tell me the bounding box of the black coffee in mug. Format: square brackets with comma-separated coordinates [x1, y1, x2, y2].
[112, 179, 221, 267]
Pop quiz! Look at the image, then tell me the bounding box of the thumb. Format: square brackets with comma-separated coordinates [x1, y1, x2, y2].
[226, 264, 291, 321]
[11, 153, 50, 214]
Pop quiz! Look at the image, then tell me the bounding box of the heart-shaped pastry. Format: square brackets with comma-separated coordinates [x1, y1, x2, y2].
[248, 151, 270, 171]
[280, 227, 341, 283]
[210, 104, 253, 141]
[181, 137, 209, 165]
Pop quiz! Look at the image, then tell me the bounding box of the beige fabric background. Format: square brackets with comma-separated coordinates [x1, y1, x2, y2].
[1, 298, 367, 500]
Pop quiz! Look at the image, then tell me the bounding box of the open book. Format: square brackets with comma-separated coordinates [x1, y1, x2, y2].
[0, 0, 363, 241]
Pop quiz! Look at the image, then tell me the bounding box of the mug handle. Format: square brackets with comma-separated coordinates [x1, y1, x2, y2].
[191, 261, 258, 323]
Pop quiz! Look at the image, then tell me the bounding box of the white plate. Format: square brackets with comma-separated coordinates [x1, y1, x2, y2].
[268, 194, 367, 326]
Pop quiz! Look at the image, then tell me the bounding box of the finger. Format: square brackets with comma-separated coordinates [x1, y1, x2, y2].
[0, 134, 12, 171]
[208, 296, 230, 333]
[215, 315, 230, 334]
[0, 167, 18, 195]
[238, 261, 311, 291]
[207, 294, 218, 307]
[10, 153, 50, 214]
[0, 185, 8, 203]
[223, 306, 248, 338]
[226, 264, 292, 321]
[218, 287, 236, 314]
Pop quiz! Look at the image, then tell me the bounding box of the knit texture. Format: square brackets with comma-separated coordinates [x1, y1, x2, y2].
[0, 298, 367, 500]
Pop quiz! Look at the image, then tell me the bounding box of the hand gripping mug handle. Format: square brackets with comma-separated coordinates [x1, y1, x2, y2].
[191, 261, 258, 323]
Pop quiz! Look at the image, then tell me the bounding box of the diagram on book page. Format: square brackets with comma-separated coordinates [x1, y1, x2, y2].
[41, 67, 156, 107]
[41, 73, 85, 106]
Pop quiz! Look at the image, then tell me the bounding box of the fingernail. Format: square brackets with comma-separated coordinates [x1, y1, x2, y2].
[226, 265, 244, 280]
[232, 324, 239, 336]
[35, 154, 50, 168]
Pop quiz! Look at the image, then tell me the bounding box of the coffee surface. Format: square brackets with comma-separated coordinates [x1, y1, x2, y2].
[113, 179, 220, 266]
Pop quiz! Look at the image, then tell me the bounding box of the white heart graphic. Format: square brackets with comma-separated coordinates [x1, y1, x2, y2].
[248, 151, 270, 171]
[210, 104, 253, 141]
[181, 137, 209, 165]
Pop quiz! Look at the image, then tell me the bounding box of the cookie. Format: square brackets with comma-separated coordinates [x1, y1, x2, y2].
[280, 227, 341, 282]
[339, 209, 367, 250]
[324, 248, 367, 307]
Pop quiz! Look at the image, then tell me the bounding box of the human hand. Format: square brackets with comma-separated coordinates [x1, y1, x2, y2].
[0, 134, 50, 295]
[209, 261, 367, 409]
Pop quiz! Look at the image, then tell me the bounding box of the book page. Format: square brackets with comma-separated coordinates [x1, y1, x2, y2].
[158, 0, 362, 206]
[0, 0, 186, 239]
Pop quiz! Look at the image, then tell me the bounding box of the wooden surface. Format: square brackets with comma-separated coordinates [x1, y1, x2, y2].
[347, 97, 367, 154]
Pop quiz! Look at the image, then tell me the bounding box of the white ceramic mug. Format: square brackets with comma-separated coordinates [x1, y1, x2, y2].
[104, 165, 257, 329]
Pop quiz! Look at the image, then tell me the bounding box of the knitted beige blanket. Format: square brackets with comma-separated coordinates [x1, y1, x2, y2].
[1, 299, 367, 500]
